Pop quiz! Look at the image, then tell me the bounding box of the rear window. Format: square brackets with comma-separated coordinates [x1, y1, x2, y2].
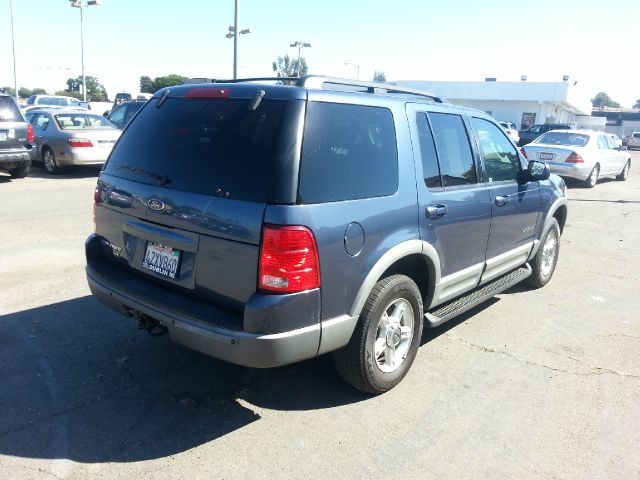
[0, 97, 23, 122]
[633, 132, 640, 139]
[298, 102, 398, 203]
[55, 113, 114, 129]
[536, 132, 589, 147]
[104, 97, 287, 202]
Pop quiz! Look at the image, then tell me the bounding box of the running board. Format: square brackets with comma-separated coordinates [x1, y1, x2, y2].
[425, 265, 532, 328]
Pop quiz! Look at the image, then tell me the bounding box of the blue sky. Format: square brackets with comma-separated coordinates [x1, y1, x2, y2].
[2, 0, 639, 106]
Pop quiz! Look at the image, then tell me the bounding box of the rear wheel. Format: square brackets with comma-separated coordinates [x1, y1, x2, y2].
[332, 274, 423, 394]
[527, 218, 560, 289]
[583, 164, 599, 188]
[9, 164, 30, 178]
[616, 161, 630, 181]
[43, 147, 62, 175]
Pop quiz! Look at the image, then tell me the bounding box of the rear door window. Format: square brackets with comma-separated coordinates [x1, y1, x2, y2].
[427, 112, 477, 186]
[298, 102, 398, 203]
[104, 97, 287, 202]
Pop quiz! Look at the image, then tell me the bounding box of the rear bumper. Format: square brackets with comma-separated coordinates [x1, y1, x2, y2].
[85, 235, 358, 368]
[0, 150, 31, 170]
[546, 161, 592, 181]
[58, 148, 112, 166]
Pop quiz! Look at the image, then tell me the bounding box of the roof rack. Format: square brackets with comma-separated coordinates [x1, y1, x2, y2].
[182, 75, 444, 103]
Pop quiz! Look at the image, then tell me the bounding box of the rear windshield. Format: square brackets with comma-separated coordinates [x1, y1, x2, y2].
[55, 113, 115, 129]
[536, 132, 589, 147]
[0, 97, 24, 122]
[104, 97, 287, 202]
[633, 132, 640, 138]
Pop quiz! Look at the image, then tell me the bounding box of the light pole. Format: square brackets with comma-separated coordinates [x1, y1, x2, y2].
[344, 62, 360, 80]
[226, 0, 251, 80]
[69, 0, 101, 102]
[9, 0, 18, 102]
[289, 41, 311, 77]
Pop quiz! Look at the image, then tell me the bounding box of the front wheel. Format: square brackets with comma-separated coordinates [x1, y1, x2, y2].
[332, 274, 424, 394]
[616, 161, 630, 181]
[527, 218, 560, 289]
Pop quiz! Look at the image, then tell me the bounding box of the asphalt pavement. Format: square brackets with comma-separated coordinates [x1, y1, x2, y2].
[1, 154, 639, 479]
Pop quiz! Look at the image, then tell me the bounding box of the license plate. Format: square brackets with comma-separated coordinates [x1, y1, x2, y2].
[99, 140, 115, 147]
[142, 242, 181, 279]
[539, 152, 555, 161]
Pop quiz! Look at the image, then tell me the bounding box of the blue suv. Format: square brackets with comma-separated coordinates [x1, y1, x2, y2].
[86, 76, 567, 393]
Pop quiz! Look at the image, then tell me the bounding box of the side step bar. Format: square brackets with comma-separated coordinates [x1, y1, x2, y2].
[425, 264, 532, 328]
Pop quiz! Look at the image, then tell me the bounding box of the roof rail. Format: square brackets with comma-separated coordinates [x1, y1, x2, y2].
[298, 75, 444, 103]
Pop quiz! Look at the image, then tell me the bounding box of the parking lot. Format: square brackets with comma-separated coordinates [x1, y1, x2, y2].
[1, 154, 639, 479]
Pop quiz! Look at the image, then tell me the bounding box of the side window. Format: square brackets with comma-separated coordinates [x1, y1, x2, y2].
[427, 112, 477, 186]
[471, 117, 521, 183]
[298, 102, 398, 203]
[108, 105, 126, 126]
[597, 135, 609, 150]
[416, 113, 442, 188]
[33, 113, 50, 130]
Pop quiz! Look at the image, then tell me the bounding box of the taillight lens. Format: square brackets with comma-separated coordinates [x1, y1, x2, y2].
[185, 88, 230, 99]
[520, 147, 527, 159]
[566, 152, 584, 163]
[259, 225, 320, 293]
[68, 138, 93, 147]
[27, 124, 35, 143]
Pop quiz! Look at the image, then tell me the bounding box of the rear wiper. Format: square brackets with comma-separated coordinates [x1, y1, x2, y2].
[117, 164, 171, 186]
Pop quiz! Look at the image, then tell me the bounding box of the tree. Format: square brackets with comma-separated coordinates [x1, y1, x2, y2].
[18, 87, 46, 98]
[372, 70, 386, 82]
[140, 76, 154, 94]
[633, 99, 640, 109]
[591, 91, 621, 108]
[60, 75, 108, 101]
[152, 74, 188, 91]
[272, 55, 308, 84]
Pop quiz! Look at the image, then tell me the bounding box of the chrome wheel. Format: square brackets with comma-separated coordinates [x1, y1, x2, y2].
[374, 298, 414, 373]
[540, 229, 558, 278]
[586, 165, 599, 188]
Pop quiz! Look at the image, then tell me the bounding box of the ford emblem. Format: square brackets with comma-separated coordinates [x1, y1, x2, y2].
[147, 199, 165, 211]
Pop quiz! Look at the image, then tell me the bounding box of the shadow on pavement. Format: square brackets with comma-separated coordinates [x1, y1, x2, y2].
[0, 296, 366, 463]
[27, 164, 102, 179]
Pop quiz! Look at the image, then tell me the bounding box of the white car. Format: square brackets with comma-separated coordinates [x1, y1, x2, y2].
[627, 131, 640, 150]
[521, 129, 631, 188]
[499, 121, 520, 145]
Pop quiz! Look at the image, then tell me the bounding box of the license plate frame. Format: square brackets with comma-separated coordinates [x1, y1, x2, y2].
[539, 152, 555, 161]
[142, 242, 182, 279]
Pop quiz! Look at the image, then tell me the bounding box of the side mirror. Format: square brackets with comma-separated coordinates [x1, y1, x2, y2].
[528, 160, 550, 181]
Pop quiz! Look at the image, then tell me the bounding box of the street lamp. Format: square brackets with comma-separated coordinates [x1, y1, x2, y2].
[289, 41, 311, 77]
[69, 0, 101, 102]
[226, 0, 251, 80]
[344, 62, 360, 80]
[9, 0, 18, 102]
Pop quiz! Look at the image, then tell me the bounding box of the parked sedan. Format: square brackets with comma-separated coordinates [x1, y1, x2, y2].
[26, 108, 120, 174]
[627, 131, 640, 150]
[521, 130, 631, 188]
[499, 121, 520, 145]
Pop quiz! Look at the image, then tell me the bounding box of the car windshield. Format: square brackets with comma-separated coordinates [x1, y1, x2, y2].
[633, 133, 640, 138]
[536, 132, 589, 147]
[55, 113, 115, 129]
[0, 97, 23, 121]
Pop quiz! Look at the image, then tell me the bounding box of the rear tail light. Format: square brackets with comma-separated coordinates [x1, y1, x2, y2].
[566, 152, 584, 163]
[27, 124, 35, 144]
[68, 138, 93, 147]
[520, 147, 527, 159]
[185, 88, 230, 99]
[259, 225, 320, 293]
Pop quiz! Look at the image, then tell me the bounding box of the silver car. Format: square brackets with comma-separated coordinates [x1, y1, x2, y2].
[26, 108, 120, 174]
[521, 130, 631, 188]
[627, 131, 640, 150]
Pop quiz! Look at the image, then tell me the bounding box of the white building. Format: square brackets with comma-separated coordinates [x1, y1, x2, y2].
[395, 79, 593, 130]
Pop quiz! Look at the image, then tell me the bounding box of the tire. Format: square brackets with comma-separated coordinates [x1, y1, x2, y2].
[616, 160, 630, 181]
[42, 147, 62, 175]
[527, 218, 560, 289]
[332, 274, 424, 394]
[583, 164, 599, 188]
[9, 164, 30, 178]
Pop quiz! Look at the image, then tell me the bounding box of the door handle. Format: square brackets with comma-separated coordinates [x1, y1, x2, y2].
[426, 204, 448, 220]
[495, 195, 510, 207]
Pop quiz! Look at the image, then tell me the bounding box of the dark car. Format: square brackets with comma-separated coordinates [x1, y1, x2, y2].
[86, 76, 567, 393]
[518, 123, 573, 146]
[0, 93, 34, 178]
[106, 100, 146, 129]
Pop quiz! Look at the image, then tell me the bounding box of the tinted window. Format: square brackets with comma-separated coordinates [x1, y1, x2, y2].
[536, 132, 589, 146]
[54, 113, 115, 130]
[0, 97, 23, 121]
[416, 113, 441, 188]
[298, 102, 398, 203]
[428, 112, 476, 186]
[633, 132, 640, 139]
[471, 117, 521, 182]
[104, 97, 287, 202]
